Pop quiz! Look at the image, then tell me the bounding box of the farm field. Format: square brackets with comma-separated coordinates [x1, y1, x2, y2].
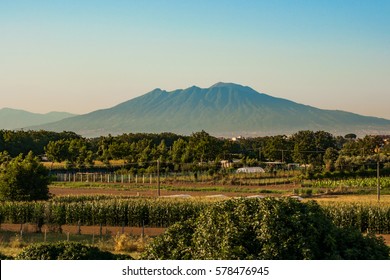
[2, 180, 390, 259]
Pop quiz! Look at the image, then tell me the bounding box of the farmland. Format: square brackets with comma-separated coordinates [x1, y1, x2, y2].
[1, 180, 390, 259]
[1, 129, 390, 259]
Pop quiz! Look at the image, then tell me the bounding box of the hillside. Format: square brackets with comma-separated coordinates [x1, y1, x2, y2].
[0, 108, 76, 130]
[27, 83, 390, 137]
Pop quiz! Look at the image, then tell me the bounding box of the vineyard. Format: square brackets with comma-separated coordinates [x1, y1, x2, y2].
[1, 196, 390, 234]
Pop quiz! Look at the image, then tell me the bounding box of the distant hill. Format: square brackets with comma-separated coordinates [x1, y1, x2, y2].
[0, 108, 76, 130]
[28, 82, 390, 137]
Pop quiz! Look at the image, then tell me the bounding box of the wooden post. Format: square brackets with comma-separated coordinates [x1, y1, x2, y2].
[157, 160, 161, 196]
[77, 220, 81, 235]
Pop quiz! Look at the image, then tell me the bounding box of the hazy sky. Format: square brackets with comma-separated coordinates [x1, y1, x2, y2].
[1, 0, 389, 119]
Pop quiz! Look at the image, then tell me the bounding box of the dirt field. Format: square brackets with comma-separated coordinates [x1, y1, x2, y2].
[0, 223, 165, 237]
[48, 182, 300, 197]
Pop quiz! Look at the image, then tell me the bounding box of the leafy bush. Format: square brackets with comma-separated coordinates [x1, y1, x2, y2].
[142, 198, 390, 260]
[0, 152, 51, 201]
[16, 241, 132, 260]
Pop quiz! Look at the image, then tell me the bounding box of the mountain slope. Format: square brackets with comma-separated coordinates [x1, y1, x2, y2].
[28, 83, 390, 137]
[0, 108, 76, 130]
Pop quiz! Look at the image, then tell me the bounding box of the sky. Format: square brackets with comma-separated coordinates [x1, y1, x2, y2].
[1, 0, 390, 119]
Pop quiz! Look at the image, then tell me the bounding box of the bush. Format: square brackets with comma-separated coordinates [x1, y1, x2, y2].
[0, 152, 51, 201]
[142, 198, 390, 260]
[16, 241, 132, 260]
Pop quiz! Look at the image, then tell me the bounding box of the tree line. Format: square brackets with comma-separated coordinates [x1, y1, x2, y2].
[1, 129, 390, 174]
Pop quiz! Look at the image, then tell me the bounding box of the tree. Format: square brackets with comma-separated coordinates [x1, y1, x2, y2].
[323, 147, 339, 171]
[262, 135, 292, 162]
[292, 131, 317, 164]
[188, 131, 223, 163]
[45, 139, 69, 163]
[0, 152, 51, 201]
[143, 198, 389, 260]
[170, 138, 188, 164]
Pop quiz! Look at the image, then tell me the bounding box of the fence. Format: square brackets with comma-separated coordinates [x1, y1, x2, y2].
[53, 171, 297, 186]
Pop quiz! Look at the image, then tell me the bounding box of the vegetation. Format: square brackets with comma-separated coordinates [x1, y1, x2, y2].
[0, 198, 211, 229]
[1, 129, 389, 180]
[142, 198, 390, 260]
[15, 241, 132, 260]
[1, 196, 390, 234]
[0, 151, 51, 201]
[1, 129, 390, 260]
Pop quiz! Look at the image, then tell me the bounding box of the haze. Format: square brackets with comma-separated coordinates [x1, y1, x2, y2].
[1, 0, 389, 119]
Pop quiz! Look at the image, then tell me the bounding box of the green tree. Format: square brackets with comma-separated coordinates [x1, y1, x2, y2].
[45, 139, 69, 163]
[323, 147, 339, 171]
[143, 198, 389, 260]
[0, 152, 50, 201]
[170, 138, 188, 164]
[262, 135, 292, 162]
[188, 131, 223, 163]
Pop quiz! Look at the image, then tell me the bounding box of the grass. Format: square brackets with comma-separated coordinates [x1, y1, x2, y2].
[312, 194, 390, 205]
[49, 181, 285, 194]
[0, 228, 151, 259]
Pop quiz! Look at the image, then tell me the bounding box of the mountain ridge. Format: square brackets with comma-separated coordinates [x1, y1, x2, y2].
[26, 83, 390, 137]
[0, 108, 77, 130]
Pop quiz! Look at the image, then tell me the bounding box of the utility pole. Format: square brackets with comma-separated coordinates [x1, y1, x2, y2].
[375, 146, 380, 201]
[157, 159, 161, 196]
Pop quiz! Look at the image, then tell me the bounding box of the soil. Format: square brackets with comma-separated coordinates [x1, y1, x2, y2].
[48, 182, 300, 197]
[0, 223, 165, 237]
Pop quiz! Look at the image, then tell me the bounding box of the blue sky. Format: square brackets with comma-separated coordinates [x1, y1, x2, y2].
[1, 0, 390, 119]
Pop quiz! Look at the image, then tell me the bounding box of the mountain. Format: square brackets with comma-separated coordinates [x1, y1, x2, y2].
[28, 83, 390, 137]
[0, 108, 76, 130]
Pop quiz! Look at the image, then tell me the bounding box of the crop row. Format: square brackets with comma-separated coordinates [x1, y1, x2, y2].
[321, 202, 390, 234]
[0, 199, 210, 228]
[1, 198, 389, 234]
[310, 177, 390, 189]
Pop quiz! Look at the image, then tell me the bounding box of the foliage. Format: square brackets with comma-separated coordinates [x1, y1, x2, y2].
[0, 198, 210, 228]
[0, 251, 13, 260]
[142, 198, 390, 260]
[0, 151, 51, 201]
[15, 241, 132, 260]
[2, 129, 390, 179]
[321, 202, 390, 234]
[0, 130, 80, 157]
[142, 220, 195, 260]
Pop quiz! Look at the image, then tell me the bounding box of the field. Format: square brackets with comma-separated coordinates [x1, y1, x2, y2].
[1, 179, 390, 259]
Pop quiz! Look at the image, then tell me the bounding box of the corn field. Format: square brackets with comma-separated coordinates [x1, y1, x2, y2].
[320, 202, 390, 234]
[311, 176, 390, 189]
[0, 197, 210, 228]
[1, 197, 390, 234]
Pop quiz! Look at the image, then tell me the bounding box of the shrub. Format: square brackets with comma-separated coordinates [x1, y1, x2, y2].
[142, 198, 390, 260]
[16, 241, 133, 260]
[0, 152, 50, 201]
